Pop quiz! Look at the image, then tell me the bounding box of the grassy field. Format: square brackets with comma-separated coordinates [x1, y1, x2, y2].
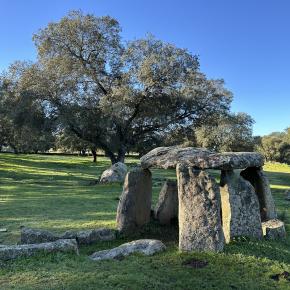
[0, 153, 289, 290]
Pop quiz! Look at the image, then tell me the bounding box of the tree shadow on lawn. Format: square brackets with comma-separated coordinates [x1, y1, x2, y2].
[265, 170, 290, 187]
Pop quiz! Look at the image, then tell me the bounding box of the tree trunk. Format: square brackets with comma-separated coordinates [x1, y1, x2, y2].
[91, 149, 97, 163]
[105, 150, 118, 164]
[116, 145, 126, 163]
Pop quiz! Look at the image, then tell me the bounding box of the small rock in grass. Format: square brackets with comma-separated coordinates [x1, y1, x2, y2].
[262, 219, 286, 240]
[0, 239, 78, 261]
[270, 271, 290, 281]
[89, 239, 166, 261]
[182, 258, 208, 268]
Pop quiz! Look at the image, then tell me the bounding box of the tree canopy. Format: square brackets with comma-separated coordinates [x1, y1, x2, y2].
[1, 11, 254, 162]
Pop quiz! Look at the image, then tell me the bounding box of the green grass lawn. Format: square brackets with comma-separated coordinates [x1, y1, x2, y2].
[0, 153, 289, 290]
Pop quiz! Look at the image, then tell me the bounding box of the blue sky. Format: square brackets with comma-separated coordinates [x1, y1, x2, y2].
[1, 0, 289, 136]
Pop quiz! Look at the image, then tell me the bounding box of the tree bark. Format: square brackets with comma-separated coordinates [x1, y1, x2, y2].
[91, 149, 97, 163]
[116, 145, 126, 163]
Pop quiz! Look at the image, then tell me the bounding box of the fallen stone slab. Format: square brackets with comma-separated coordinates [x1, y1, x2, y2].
[262, 219, 286, 240]
[140, 146, 264, 170]
[21, 227, 116, 245]
[61, 228, 116, 245]
[89, 239, 166, 261]
[100, 162, 127, 183]
[0, 239, 78, 261]
[154, 180, 178, 225]
[21, 227, 60, 244]
[177, 164, 224, 252]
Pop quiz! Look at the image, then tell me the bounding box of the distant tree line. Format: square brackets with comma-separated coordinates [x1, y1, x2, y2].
[256, 128, 290, 164]
[0, 11, 256, 163]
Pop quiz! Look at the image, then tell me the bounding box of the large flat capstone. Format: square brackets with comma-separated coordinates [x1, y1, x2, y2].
[140, 146, 264, 170]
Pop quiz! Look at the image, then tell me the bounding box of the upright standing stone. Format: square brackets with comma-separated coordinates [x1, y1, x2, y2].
[241, 167, 277, 221]
[154, 180, 178, 225]
[177, 164, 224, 252]
[220, 170, 263, 243]
[116, 167, 152, 233]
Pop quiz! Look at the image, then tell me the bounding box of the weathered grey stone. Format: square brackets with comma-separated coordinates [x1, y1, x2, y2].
[177, 164, 224, 252]
[61, 228, 116, 245]
[262, 219, 286, 240]
[21, 227, 115, 245]
[100, 162, 127, 183]
[21, 227, 59, 244]
[241, 167, 277, 221]
[154, 180, 178, 225]
[0, 239, 78, 261]
[89, 239, 166, 261]
[140, 146, 264, 170]
[285, 190, 290, 201]
[116, 167, 152, 233]
[220, 170, 263, 243]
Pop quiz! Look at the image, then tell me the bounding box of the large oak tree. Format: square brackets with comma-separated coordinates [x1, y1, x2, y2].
[4, 11, 234, 163]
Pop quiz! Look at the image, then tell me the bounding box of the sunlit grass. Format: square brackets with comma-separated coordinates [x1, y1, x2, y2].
[0, 153, 289, 289]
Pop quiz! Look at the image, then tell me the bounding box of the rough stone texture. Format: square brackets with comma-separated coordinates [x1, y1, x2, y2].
[241, 167, 277, 221]
[220, 170, 263, 243]
[262, 219, 286, 240]
[116, 167, 152, 233]
[154, 180, 178, 225]
[100, 162, 127, 183]
[89, 239, 166, 261]
[177, 164, 224, 252]
[61, 228, 116, 245]
[285, 190, 290, 201]
[140, 146, 264, 170]
[21, 227, 59, 244]
[0, 239, 78, 261]
[21, 227, 115, 245]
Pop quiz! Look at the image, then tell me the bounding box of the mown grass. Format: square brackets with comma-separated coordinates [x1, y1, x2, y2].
[0, 154, 289, 289]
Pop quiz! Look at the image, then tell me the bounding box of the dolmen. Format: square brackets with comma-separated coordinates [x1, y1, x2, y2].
[116, 146, 285, 253]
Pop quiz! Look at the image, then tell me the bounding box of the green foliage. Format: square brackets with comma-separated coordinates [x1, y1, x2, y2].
[1, 10, 235, 163]
[257, 129, 290, 163]
[0, 63, 55, 153]
[0, 154, 289, 289]
[195, 112, 255, 152]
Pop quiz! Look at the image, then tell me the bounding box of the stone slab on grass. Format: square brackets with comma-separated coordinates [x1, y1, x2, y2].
[0, 239, 78, 261]
[21, 227, 116, 245]
[89, 239, 166, 261]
